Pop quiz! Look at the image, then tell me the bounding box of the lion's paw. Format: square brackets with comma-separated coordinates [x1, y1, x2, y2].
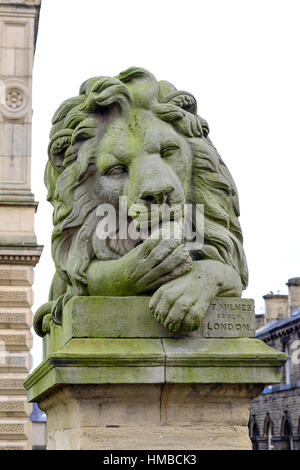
[149, 276, 210, 332]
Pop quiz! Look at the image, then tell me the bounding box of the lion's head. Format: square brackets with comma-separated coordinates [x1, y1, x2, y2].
[41, 67, 247, 329]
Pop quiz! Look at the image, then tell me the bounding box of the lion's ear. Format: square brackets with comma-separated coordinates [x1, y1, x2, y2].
[48, 129, 73, 173]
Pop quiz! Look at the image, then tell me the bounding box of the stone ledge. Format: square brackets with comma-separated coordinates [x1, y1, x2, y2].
[24, 337, 287, 402]
[0, 244, 43, 266]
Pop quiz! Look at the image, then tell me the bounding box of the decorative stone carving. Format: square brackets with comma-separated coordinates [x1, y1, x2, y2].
[0, 309, 31, 328]
[6, 89, 23, 109]
[0, 376, 28, 394]
[0, 80, 29, 119]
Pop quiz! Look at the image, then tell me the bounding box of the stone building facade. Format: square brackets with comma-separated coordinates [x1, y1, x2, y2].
[250, 278, 300, 450]
[0, 0, 42, 450]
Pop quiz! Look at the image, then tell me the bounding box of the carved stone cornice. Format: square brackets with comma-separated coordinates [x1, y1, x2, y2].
[0, 244, 43, 266]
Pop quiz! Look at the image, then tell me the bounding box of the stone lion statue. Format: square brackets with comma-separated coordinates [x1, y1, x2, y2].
[34, 67, 248, 336]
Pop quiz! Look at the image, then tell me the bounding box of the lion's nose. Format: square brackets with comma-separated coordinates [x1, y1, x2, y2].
[139, 186, 174, 206]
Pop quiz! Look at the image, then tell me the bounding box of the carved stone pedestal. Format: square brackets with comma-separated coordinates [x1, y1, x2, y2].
[24, 296, 287, 450]
[39, 383, 263, 450]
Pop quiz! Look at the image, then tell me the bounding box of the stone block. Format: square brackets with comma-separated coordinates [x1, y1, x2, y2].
[0, 285, 33, 307]
[39, 384, 263, 450]
[0, 205, 36, 242]
[0, 374, 28, 394]
[0, 307, 32, 328]
[0, 396, 32, 417]
[0, 351, 32, 372]
[60, 296, 256, 352]
[0, 418, 30, 440]
[0, 328, 32, 350]
[2, 21, 28, 49]
[0, 265, 33, 286]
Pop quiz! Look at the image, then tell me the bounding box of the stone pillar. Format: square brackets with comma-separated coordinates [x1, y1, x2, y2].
[286, 277, 300, 315]
[0, 0, 42, 450]
[25, 296, 287, 450]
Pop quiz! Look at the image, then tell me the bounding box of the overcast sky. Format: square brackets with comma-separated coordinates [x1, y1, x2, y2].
[30, 0, 300, 368]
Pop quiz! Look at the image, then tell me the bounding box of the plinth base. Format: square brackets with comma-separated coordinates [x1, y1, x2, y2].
[25, 296, 287, 450]
[39, 383, 262, 450]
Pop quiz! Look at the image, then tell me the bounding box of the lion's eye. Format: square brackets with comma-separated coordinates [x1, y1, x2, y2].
[161, 146, 178, 158]
[202, 126, 209, 138]
[106, 165, 128, 177]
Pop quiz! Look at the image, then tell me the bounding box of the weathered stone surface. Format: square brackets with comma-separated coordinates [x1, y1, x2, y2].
[39, 384, 263, 450]
[61, 296, 255, 344]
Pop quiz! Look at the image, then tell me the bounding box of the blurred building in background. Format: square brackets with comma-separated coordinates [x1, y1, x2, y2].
[0, 0, 42, 450]
[250, 278, 300, 450]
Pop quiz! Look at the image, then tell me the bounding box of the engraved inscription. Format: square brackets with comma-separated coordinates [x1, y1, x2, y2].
[202, 298, 255, 338]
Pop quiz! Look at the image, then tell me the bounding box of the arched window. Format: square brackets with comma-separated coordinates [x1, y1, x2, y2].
[249, 415, 259, 450]
[281, 411, 293, 450]
[264, 413, 274, 450]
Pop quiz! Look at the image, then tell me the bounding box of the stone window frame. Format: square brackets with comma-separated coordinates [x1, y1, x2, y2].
[280, 410, 294, 450]
[249, 414, 260, 450]
[263, 413, 274, 450]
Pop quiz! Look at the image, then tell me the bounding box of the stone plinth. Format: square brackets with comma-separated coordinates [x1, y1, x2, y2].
[25, 296, 287, 450]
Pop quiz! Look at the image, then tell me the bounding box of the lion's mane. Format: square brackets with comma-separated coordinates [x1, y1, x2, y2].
[45, 67, 248, 323]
